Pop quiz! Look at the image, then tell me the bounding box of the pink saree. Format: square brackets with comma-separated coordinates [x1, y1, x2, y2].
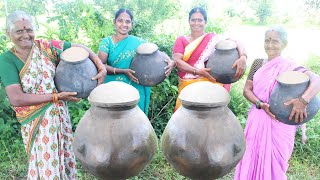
[173, 33, 230, 111]
[234, 56, 300, 180]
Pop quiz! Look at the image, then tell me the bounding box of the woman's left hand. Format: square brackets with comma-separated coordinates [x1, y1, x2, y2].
[284, 98, 308, 123]
[232, 55, 247, 80]
[92, 66, 107, 85]
[163, 53, 176, 77]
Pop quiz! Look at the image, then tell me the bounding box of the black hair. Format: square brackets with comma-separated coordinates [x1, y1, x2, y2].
[114, 8, 133, 21]
[188, 7, 207, 22]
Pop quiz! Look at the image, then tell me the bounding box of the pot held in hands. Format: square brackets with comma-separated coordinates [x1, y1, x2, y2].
[130, 43, 168, 86]
[206, 39, 245, 84]
[55, 47, 98, 98]
[269, 71, 320, 125]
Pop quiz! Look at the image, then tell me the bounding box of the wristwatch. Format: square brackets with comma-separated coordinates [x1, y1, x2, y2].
[255, 100, 263, 109]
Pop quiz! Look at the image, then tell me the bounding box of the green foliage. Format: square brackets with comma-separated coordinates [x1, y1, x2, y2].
[228, 80, 251, 127]
[249, 0, 273, 24]
[303, 54, 320, 75]
[47, 0, 113, 49]
[305, 0, 320, 9]
[0, 0, 46, 25]
[147, 34, 178, 137]
[67, 100, 91, 131]
[0, 34, 7, 54]
[0, 80, 27, 178]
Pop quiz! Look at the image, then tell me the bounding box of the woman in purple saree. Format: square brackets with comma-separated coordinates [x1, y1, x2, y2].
[234, 26, 320, 180]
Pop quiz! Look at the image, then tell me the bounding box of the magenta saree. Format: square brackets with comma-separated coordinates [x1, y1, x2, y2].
[234, 56, 300, 180]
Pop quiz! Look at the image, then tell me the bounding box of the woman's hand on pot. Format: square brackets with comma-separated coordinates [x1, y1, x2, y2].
[58, 92, 81, 102]
[196, 68, 216, 82]
[232, 56, 246, 80]
[92, 67, 107, 85]
[261, 103, 276, 120]
[284, 98, 307, 123]
[124, 69, 139, 84]
[163, 57, 176, 77]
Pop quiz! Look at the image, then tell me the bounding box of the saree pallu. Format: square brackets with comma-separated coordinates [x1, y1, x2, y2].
[13, 39, 77, 179]
[101, 35, 151, 115]
[174, 33, 230, 111]
[234, 56, 299, 180]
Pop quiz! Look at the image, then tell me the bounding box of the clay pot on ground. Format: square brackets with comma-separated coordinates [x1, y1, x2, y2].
[161, 81, 245, 180]
[130, 43, 168, 86]
[269, 71, 320, 125]
[206, 39, 244, 84]
[55, 47, 97, 98]
[73, 81, 158, 180]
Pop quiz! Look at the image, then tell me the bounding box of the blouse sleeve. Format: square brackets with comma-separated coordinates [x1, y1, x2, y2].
[247, 59, 264, 81]
[0, 54, 20, 87]
[173, 36, 185, 54]
[99, 37, 110, 54]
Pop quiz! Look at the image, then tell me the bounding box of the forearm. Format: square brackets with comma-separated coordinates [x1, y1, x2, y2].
[301, 71, 320, 102]
[173, 53, 196, 74]
[176, 59, 197, 75]
[8, 92, 53, 107]
[228, 38, 247, 58]
[243, 80, 260, 104]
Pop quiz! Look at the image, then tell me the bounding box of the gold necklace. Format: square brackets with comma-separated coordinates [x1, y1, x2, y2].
[12, 46, 32, 62]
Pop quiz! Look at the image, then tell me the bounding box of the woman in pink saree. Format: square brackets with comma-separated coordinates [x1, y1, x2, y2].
[172, 7, 247, 111]
[234, 26, 320, 180]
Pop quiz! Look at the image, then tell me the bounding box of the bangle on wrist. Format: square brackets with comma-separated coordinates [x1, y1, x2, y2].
[193, 68, 197, 76]
[299, 97, 308, 106]
[53, 92, 58, 103]
[113, 68, 117, 75]
[255, 100, 263, 109]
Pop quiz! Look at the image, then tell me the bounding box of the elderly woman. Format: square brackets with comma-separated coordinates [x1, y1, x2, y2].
[0, 11, 106, 179]
[234, 26, 320, 180]
[98, 8, 175, 115]
[172, 7, 247, 111]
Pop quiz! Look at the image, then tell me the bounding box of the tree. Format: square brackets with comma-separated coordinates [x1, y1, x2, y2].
[305, 0, 320, 9]
[249, 0, 273, 24]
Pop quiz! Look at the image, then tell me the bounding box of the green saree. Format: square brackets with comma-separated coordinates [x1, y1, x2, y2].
[99, 35, 151, 115]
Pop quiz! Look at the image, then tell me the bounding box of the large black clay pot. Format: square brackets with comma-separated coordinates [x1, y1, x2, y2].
[130, 43, 167, 86]
[206, 40, 243, 84]
[55, 47, 98, 98]
[161, 81, 245, 180]
[73, 81, 158, 180]
[269, 71, 320, 125]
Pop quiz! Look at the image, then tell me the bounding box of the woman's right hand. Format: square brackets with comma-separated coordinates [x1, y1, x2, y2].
[124, 69, 139, 84]
[260, 102, 276, 120]
[196, 68, 216, 82]
[58, 92, 81, 102]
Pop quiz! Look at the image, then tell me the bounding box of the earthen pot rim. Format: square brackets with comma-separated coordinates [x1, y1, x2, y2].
[215, 39, 237, 50]
[88, 82, 140, 107]
[136, 43, 159, 55]
[178, 81, 230, 108]
[60, 47, 89, 64]
[276, 71, 310, 85]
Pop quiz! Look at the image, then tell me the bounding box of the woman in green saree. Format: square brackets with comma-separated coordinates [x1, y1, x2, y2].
[98, 8, 175, 115]
[0, 11, 106, 179]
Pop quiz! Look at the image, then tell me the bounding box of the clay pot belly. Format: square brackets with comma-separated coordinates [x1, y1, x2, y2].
[55, 47, 98, 98]
[161, 82, 245, 179]
[73, 82, 157, 180]
[206, 40, 244, 84]
[130, 43, 167, 86]
[269, 71, 320, 125]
